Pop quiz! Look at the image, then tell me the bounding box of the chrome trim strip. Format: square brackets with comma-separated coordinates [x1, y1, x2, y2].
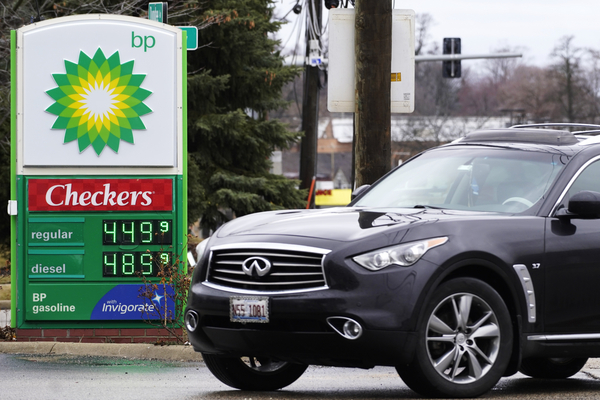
[215, 260, 323, 268]
[204, 249, 214, 282]
[213, 269, 322, 277]
[528, 333, 600, 341]
[210, 242, 332, 255]
[202, 281, 329, 295]
[212, 275, 325, 286]
[217, 251, 324, 260]
[550, 155, 600, 216]
[513, 264, 536, 323]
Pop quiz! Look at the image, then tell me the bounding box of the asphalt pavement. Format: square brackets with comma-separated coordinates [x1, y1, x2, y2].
[3, 299, 600, 380]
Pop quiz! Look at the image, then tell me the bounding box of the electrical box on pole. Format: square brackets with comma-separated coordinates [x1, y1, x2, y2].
[327, 9, 415, 113]
[442, 37, 461, 78]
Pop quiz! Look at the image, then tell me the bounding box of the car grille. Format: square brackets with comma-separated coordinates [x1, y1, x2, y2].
[205, 243, 330, 293]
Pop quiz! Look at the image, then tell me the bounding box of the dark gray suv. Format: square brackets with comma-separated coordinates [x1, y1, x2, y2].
[185, 124, 600, 397]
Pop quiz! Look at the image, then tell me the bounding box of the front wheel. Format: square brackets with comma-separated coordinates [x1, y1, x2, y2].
[396, 278, 513, 398]
[519, 357, 588, 379]
[202, 354, 308, 391]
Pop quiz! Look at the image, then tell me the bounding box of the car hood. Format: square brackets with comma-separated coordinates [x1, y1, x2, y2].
[215, 207, 495, 242]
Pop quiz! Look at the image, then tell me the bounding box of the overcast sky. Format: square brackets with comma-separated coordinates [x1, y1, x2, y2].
[273, 0, 600, 67]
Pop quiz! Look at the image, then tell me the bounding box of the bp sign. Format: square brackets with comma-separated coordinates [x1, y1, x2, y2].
[10, 15, 187, 328]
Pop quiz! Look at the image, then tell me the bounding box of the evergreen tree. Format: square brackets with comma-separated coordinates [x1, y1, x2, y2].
[0, 0, 305, 242]
[185, 0, 306, 231]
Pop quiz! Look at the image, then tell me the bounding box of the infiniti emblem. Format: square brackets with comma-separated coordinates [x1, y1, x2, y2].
[242, 257, 272, 277]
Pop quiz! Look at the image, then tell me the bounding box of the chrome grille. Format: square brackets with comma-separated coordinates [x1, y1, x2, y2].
[206, 243, 330, 293]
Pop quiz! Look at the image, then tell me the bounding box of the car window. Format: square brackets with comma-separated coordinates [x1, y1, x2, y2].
[565, 158, 600, 200]
[354, 147, 564, 213]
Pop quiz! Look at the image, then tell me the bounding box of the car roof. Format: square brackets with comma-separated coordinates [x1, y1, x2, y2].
[446, 124, 600, 156]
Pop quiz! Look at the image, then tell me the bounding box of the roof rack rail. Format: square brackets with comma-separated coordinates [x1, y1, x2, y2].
[510, 123, 600, 135]
[460, 129, 579, 145]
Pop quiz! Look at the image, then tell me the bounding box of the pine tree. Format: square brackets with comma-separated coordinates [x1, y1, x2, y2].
[185, 0, 306, 231]
[0, 0, 305, 240]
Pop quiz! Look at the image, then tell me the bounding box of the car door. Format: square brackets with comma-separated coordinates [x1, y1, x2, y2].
[544, 156, 600, 333]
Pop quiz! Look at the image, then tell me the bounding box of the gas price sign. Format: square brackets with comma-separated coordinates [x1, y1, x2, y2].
[20, 177, 183, 323]
[11, 15, 186, 328]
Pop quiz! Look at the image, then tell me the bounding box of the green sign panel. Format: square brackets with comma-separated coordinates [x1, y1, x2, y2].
[178, 26, 198, 51]
[28, 249, 85, 279]
[27, 219, 85, 246]
[148, 2, 167, 23]
[18, 176, 181, 326]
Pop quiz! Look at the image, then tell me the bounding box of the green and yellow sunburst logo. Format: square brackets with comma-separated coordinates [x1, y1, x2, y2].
[45, 48, 152, 155]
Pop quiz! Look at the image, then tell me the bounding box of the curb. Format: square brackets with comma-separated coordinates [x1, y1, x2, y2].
[0, 341, 203, 362]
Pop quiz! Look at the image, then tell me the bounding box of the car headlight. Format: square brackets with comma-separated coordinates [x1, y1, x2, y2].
[194, 238, 210, 267]
[353, 237, 448, 271]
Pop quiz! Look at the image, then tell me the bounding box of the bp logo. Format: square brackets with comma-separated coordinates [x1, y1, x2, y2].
[45, 48, 152, 156]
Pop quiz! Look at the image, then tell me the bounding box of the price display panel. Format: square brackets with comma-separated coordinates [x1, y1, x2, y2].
[103, 220, 173, 246]
[102, 251, 173, 277]
[22, 177, 184, 323]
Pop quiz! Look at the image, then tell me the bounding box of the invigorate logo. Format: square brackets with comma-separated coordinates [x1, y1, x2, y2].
[90, 284, 174, 321]
[28, 178, 173, 211]
[45, 48, 153, 156]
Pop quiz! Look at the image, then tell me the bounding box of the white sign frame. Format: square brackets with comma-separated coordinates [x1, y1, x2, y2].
[327, 9, 415, 114]
[16, 14, 184, 175]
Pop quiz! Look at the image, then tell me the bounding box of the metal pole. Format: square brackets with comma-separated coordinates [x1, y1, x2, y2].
[299, 0, 322, 208]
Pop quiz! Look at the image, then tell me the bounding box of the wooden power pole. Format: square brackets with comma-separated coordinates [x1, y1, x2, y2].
[299, 0, 322, 201]
[354, 0, 392, 187]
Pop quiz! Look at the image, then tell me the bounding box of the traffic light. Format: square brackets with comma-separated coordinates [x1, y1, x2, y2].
[442, 38, 461, 78]
[325, 0, 340, 9]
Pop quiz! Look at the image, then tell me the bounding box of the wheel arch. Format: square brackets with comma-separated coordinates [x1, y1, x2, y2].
[417, 257, 524, 376]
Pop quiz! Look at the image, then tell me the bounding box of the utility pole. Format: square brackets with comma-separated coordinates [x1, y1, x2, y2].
[299, 0, 322, 205]
[354, 0, 392, 187]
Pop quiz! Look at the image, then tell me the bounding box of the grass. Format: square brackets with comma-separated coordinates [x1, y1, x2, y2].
[0, 244, 10, 285]
[0, 285, 9, 301]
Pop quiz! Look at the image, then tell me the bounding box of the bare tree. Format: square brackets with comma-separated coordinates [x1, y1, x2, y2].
[548, 36, 587, 122]
[414, 13, 433, 56]
[496, 65, 554, 122]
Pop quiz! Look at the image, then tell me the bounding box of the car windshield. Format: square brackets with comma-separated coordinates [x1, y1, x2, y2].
[353, 146, 565, 213]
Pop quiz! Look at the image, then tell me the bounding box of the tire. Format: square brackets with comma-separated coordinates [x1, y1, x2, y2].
[202, 353, 308, 391]
[519, 357, 588, 379]
[396, 278, 513, 398]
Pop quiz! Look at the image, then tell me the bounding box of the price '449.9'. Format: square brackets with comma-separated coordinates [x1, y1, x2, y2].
[103, 220, 172, 245]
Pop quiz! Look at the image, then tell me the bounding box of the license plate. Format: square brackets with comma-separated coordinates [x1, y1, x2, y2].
[230, 296, 269, 323]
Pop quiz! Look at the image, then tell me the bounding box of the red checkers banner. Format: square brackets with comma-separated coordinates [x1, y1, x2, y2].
[28, 178, 173, 212]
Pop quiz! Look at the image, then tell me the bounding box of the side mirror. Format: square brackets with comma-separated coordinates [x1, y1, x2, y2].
[351, 184, 370, 201]
[557, 190, 600, 219]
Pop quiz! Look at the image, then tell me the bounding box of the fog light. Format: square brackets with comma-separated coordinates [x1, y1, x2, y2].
[185, 310, 199, 332]
[326, 317, 363, 340]
[343, 320, 363, 339]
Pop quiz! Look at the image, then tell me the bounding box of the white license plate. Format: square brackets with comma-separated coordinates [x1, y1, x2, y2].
[230, 296, 269, 323]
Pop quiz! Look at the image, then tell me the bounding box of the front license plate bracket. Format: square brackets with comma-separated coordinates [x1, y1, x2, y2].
[230, 296, 269, 323]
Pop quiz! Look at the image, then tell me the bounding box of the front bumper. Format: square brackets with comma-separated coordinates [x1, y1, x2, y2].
[185, 282, 420, 368]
